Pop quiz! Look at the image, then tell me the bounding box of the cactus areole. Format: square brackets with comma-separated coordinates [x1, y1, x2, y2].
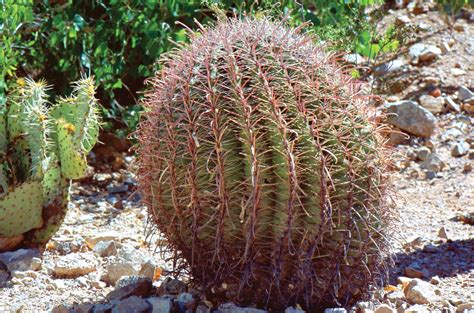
[137, 17, 392, 310]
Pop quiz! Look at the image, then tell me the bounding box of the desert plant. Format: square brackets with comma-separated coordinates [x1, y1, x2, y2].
[0, 77, 100, 251]
[136, 16, 392, 310]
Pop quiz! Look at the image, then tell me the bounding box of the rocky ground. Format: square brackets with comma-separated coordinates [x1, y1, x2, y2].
[0, 2, 473, 313]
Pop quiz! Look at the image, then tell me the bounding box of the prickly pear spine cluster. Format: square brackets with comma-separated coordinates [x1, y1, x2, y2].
[137, 17, 392, 310]
[0, 78, 100, 251]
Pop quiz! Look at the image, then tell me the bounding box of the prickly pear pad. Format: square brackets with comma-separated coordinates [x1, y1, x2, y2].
[0, 181, 43, 237]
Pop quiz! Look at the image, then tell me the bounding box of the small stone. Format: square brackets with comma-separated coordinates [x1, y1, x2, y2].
[385, 101, 437, 138]
[112, 296, 150, 313]
[420, 154, 445, 172]
[106, 276, 153, 301]
[445, 96, 461, 112]
[409, 43, 427, 60]
[386, 290, 406, 302]
[456, 302, 474, 313]
[440, 42, 451, 53]
[85, 231, 121, 249]
[419, 46, 442, 62]
[404, 278, 438, 304]
[404, 304, 429, 313]
[405, 267, 424, 279]
[52, 304, 69, 313]
[451, 141, 470, 157]
[415, 147, 431, 161]
[438, 227, 449, 239]
[0, 248, 40, 272]
[451, 68, 467, 76]
[344, 53, 366, 65]
[93, 240, 118, 257]
[430, 276, 441, 285]
[374, 304, 396, 313]
[453, 21, 466, 32]
[146, 297, 173, 313]
[53, 252, 99, 278]
[396, 15, 411, 25]
[419, 95, 445, 114]
[462, 102, 474, 114]
[458, 86, 474, 102]
[373, 59, 406, 76]
[429, 89, 441, 98]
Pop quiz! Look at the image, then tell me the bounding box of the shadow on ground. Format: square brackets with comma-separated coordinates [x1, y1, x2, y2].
[390, 238, 474, 282]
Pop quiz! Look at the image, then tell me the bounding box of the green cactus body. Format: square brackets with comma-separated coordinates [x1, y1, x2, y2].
[0, 181, 43, 237]
[137, 17, 392, 310]
[56, 118, 88, 179]
[0, 77, 100, 251]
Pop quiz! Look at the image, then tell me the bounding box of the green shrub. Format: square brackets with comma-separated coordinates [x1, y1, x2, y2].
[2, 0, 389, 134]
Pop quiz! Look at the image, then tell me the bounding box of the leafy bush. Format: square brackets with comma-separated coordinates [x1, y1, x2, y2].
[2, 0, 391, 134]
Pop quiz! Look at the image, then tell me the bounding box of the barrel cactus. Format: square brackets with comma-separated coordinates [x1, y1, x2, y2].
[137, 17, 391, 310]
[0, 78, 100, 251]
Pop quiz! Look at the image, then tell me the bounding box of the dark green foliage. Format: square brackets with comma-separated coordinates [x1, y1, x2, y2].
[137, 16, 392, 310]
[1, 0, 390, 135]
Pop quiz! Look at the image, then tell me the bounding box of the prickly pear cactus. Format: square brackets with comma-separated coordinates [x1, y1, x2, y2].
[136, 17, 392, 310]
[0, 78, 100, 251]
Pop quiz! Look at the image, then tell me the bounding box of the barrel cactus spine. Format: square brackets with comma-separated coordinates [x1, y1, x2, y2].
[137, 17, 392, 310]
[0, 77, 100, 251]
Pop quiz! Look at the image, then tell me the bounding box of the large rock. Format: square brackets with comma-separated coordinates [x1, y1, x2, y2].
[0, 248, 40, 272]
[53, 252, 99, 278]
[404, 278, 438, 304]
[385, 101, 437, 138]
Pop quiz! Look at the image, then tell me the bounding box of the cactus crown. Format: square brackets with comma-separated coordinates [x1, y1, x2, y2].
[137, 16, 391, 310]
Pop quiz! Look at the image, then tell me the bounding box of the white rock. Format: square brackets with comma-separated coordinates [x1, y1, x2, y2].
[85, 231, 121, 249]
[404, 278, 438, 304]
[419, 95, 445, 114]
[451, 141, 470, 157]
[93, 240, 118, 257]
[104, 260, 141, 285]
[404, 304, 429, 313]
[445, 96, 461, 112]
[53, 252, 99, 278]
[419, 46, 442, 62]
[451, 68, 467, 76]
[374, 304, 396, 313]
